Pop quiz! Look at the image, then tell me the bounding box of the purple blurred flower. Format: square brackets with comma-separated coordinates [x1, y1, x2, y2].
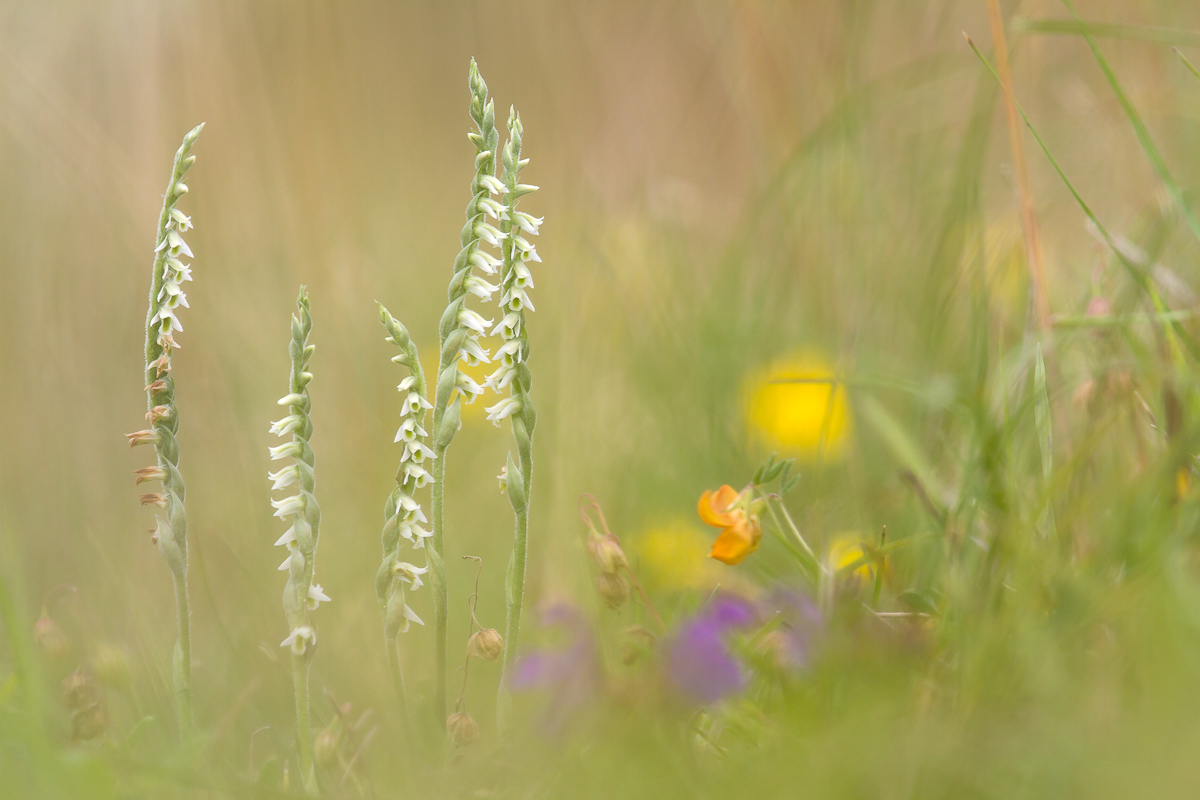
[667, 590, 823, 704]
[667, 594, 760, 704]
[510, 604, 602, 733]
[763, 588, 823, 670]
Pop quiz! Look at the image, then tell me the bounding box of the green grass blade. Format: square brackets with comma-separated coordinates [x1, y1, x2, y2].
[1034, 344, 1052, 485]
[1012, 17, 1200, 48]
[1061, 0, 1200, 245]
[858, 394, 948, 504]
[965, 34, 1200, 363]
[1176, 47, 1200, 82]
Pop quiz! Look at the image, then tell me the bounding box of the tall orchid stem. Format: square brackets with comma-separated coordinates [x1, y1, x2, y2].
[430, 450, 449, 727]
[497, 458, 530, 727]
[292, 654, 316, 795]
[139, 123, 203, 739]
[385, 637, 411, 739]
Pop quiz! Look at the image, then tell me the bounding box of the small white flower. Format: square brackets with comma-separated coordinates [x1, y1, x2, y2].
[480, 175, 507, 195]
[497, 339, 522, 363]
[465, 275, 500, 301]
[474, 222, 506, 247]
[396, 602, 424, 633]
[490, 312, 521, 339]
[459, 337, 491, 366]
[278, 543, 304, 571]
[402, 391, 433, 415]
[166, 230, 193, 259]
[169, 208, 192, 232]
[268, 465, 298, 491]
[501, 288, 535, 313]
[512, 212, 543, 235]
[269, 442, 301, 461]
[271, 493, 305, 519]
[281, 625, 317, 655]
[403, 442, 435, 464]
[402, 462, 433, 488]
[306, 584, 331, 610]
[397, 376, 416, 392]
[394, 417, 428, 443]
[458, 308, 493, 335]
[469, 250, 502, 275]
[513, 263, 534, 289]
[165, 255, 191, 275]
[151, 306, 183, 333]
[485, 364, 516, 392]
[269, 415, 303, 437]
[277, 393, 305, 406]
[515, 183, 539, 195]
[485, 396, 522, 425]
[455, 372, 485, 402]
[394, 561, 428, 589]
[477, 196, 507, 220]
[274, 526, 297, 547]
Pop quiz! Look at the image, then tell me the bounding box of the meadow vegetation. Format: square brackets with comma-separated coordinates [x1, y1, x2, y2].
[5, 2, 1200, 798]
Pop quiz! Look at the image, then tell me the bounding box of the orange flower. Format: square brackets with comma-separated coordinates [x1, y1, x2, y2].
[698, 485, 762, 565]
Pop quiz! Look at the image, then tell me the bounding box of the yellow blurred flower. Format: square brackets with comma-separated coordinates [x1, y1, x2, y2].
[827, 532, 888, 585]
[636, 521, 719, 590]
[745, 353, 851, 459]
[827, 534, 871, 580]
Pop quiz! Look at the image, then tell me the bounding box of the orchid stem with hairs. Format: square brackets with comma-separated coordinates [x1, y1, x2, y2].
[429, 57, 503, 727]
[375, 303, 433, 737]
[486, 103, 543, 726]
[126, 122, 203, 740]
[268, 287, 328, 795]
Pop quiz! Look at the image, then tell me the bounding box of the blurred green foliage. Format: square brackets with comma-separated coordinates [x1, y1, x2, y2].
[6, 1, 1200, 797]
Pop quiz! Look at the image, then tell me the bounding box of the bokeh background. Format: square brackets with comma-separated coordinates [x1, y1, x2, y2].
[5, 0, 1200, 795]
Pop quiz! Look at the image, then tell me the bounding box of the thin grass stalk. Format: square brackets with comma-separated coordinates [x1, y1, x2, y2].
[126, 123, 203, 739]
[983, 0, 1049, 331]
[429, 58, 504, 727]
[964, 35, 1200, 363]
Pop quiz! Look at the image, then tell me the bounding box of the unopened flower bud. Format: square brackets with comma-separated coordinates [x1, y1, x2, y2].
[313, 725, 341, 769]
[467, 628, 504, 661]
[61, 671, 97, 712]
[34, 613, 70, 663]
[91, 643, 132, 691]
[621, 625, 657, 665]
[70, 702, 107, 741]
[596, 571, 630, 609]
[447, 711, 479, 747]
[586, 531, 628, 574]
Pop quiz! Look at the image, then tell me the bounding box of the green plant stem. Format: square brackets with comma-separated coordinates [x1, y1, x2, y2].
[430, 449, 448, 728]
[292, 654, 316, 795]
[171, 574, 192, 735]
[142, 126, 201, 741]
[385, 635, 412, 740]
[497, 452, 531, 727]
